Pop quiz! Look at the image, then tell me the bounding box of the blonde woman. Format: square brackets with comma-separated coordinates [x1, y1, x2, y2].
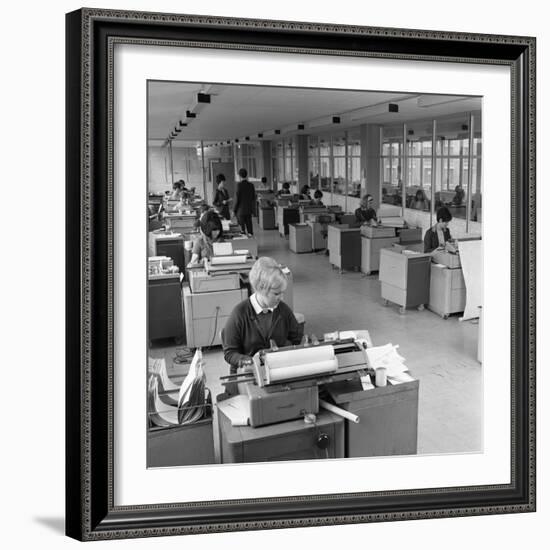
[222, 257, 303, 374]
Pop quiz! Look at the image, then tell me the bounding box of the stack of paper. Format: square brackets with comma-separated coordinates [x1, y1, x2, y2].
[364, 343, 415, 385]
[378, 216, 405, 227]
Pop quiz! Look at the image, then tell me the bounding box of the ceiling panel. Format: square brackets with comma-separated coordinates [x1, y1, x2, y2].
[147, 81, 481, 143]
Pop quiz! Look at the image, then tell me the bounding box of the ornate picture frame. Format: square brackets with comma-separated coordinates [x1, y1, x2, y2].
[65, 8, 536, 540]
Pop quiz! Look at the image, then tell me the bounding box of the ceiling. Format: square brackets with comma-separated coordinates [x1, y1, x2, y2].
[148, 81, 482, 146]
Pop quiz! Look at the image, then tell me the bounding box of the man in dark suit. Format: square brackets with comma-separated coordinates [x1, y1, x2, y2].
[233, 168, 256, 235]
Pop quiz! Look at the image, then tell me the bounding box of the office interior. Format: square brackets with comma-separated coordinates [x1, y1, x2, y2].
[147, 80, 482, 467]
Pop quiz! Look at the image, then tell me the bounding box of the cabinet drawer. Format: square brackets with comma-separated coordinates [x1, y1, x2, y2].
[379, 253, 407, 289]
[449, 288, 466, 312]
[380, 282, 407, 307]
[450, 268, 465, 289]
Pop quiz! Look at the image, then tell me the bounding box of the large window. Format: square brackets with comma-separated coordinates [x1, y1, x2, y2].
[235, 142, 260, 179]
[275, 141, 284, 186]
[382, 114, 482, 227]
[308, 135, 320, 189]
[347, 129, 361, 198]
[435, 115, 482, 221]
[332, 132, 346, 196]
[381, 128, 404, 206]
[284, 137, 296, 184]
[405, 123, 432, 212]
[319, 134, 332, 192]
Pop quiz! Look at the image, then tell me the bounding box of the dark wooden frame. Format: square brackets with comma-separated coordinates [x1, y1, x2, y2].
[66, 8, 536, 541]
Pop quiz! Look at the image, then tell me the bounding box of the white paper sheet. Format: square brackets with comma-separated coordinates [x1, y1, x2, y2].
[212, 242, 233, 256]
[458, 239, 483, 321]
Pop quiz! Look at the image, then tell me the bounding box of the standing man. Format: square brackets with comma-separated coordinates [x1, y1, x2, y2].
[233, 168, 256, 236]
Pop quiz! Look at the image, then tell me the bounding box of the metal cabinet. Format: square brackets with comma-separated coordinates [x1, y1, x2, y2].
[148, 274, 184, 341]
[360, 235, 399, 275]
[182, 286, 248, 348]
[326, 377, 419, 457]
[428, 263, 466, 318]
[379, 248, 431, 313]
[327, 225, 361, 272]
[289, 223, 313, 253]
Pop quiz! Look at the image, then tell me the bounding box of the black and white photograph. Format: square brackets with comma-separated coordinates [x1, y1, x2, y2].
[146, 80, 483, 467]
[2, 0, 544, 548]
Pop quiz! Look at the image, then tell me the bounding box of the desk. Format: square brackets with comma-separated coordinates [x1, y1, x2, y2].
[299, 206, 327, 223]
[148, 232, 185, 273]
[148, 412, 214, 467]
[327, 225, 361, 272]
[277, 206, 300, 236]
[182, 285, 248, 348]
[428, 263, 466, 319]
[360, 235, 399, 275]
[379, 248, 431, 314]
[217, 408, 344, 463]
[148, 274, 184, 341]
[289, 223, 313, 253]
[259, 207, 276, 229]
[326, 377, 419, 457]
[307, 221, 327, 250]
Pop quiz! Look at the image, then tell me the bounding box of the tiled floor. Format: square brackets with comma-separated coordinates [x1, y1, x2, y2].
[150, 217, 482, 460]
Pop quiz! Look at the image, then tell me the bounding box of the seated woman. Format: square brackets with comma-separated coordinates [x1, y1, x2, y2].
[299, 184, 312, 201]
[276, 182, 291, 196]
[222, 257, 303, 376]
[354, 194, 378, 225]
[453, 185, 465, 206]
[169, 181, 183, 200]
[423, 206, 453, 253]
[213, 173, 231, 220]
[412, 189, 429, 210]
[312, 189, 324, 206]
[189, 210, 224, 265]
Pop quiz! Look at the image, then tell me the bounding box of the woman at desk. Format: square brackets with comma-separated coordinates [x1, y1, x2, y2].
[299, 184, 312, 201]
[411, 189, 429, 211]
[222, 257, 303, 377]
[312, 189, 324, 206]
[276, 182, 291, 197]
[213, 173, 231, 220]
[355, 194, 378, 225]
[452, 185, 465, 206]
[189, 210, 224, 264]
[424, 206, 453, 253]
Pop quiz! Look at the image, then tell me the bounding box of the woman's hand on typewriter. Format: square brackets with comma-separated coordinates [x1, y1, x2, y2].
[238, 357, 254, 373]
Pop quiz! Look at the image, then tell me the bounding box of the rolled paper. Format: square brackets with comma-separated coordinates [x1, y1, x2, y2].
[268, 359, 338, 381]
[265, 345, 334, 370]
[319, 399, 360, 424]
[210, 255, 247, 265]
